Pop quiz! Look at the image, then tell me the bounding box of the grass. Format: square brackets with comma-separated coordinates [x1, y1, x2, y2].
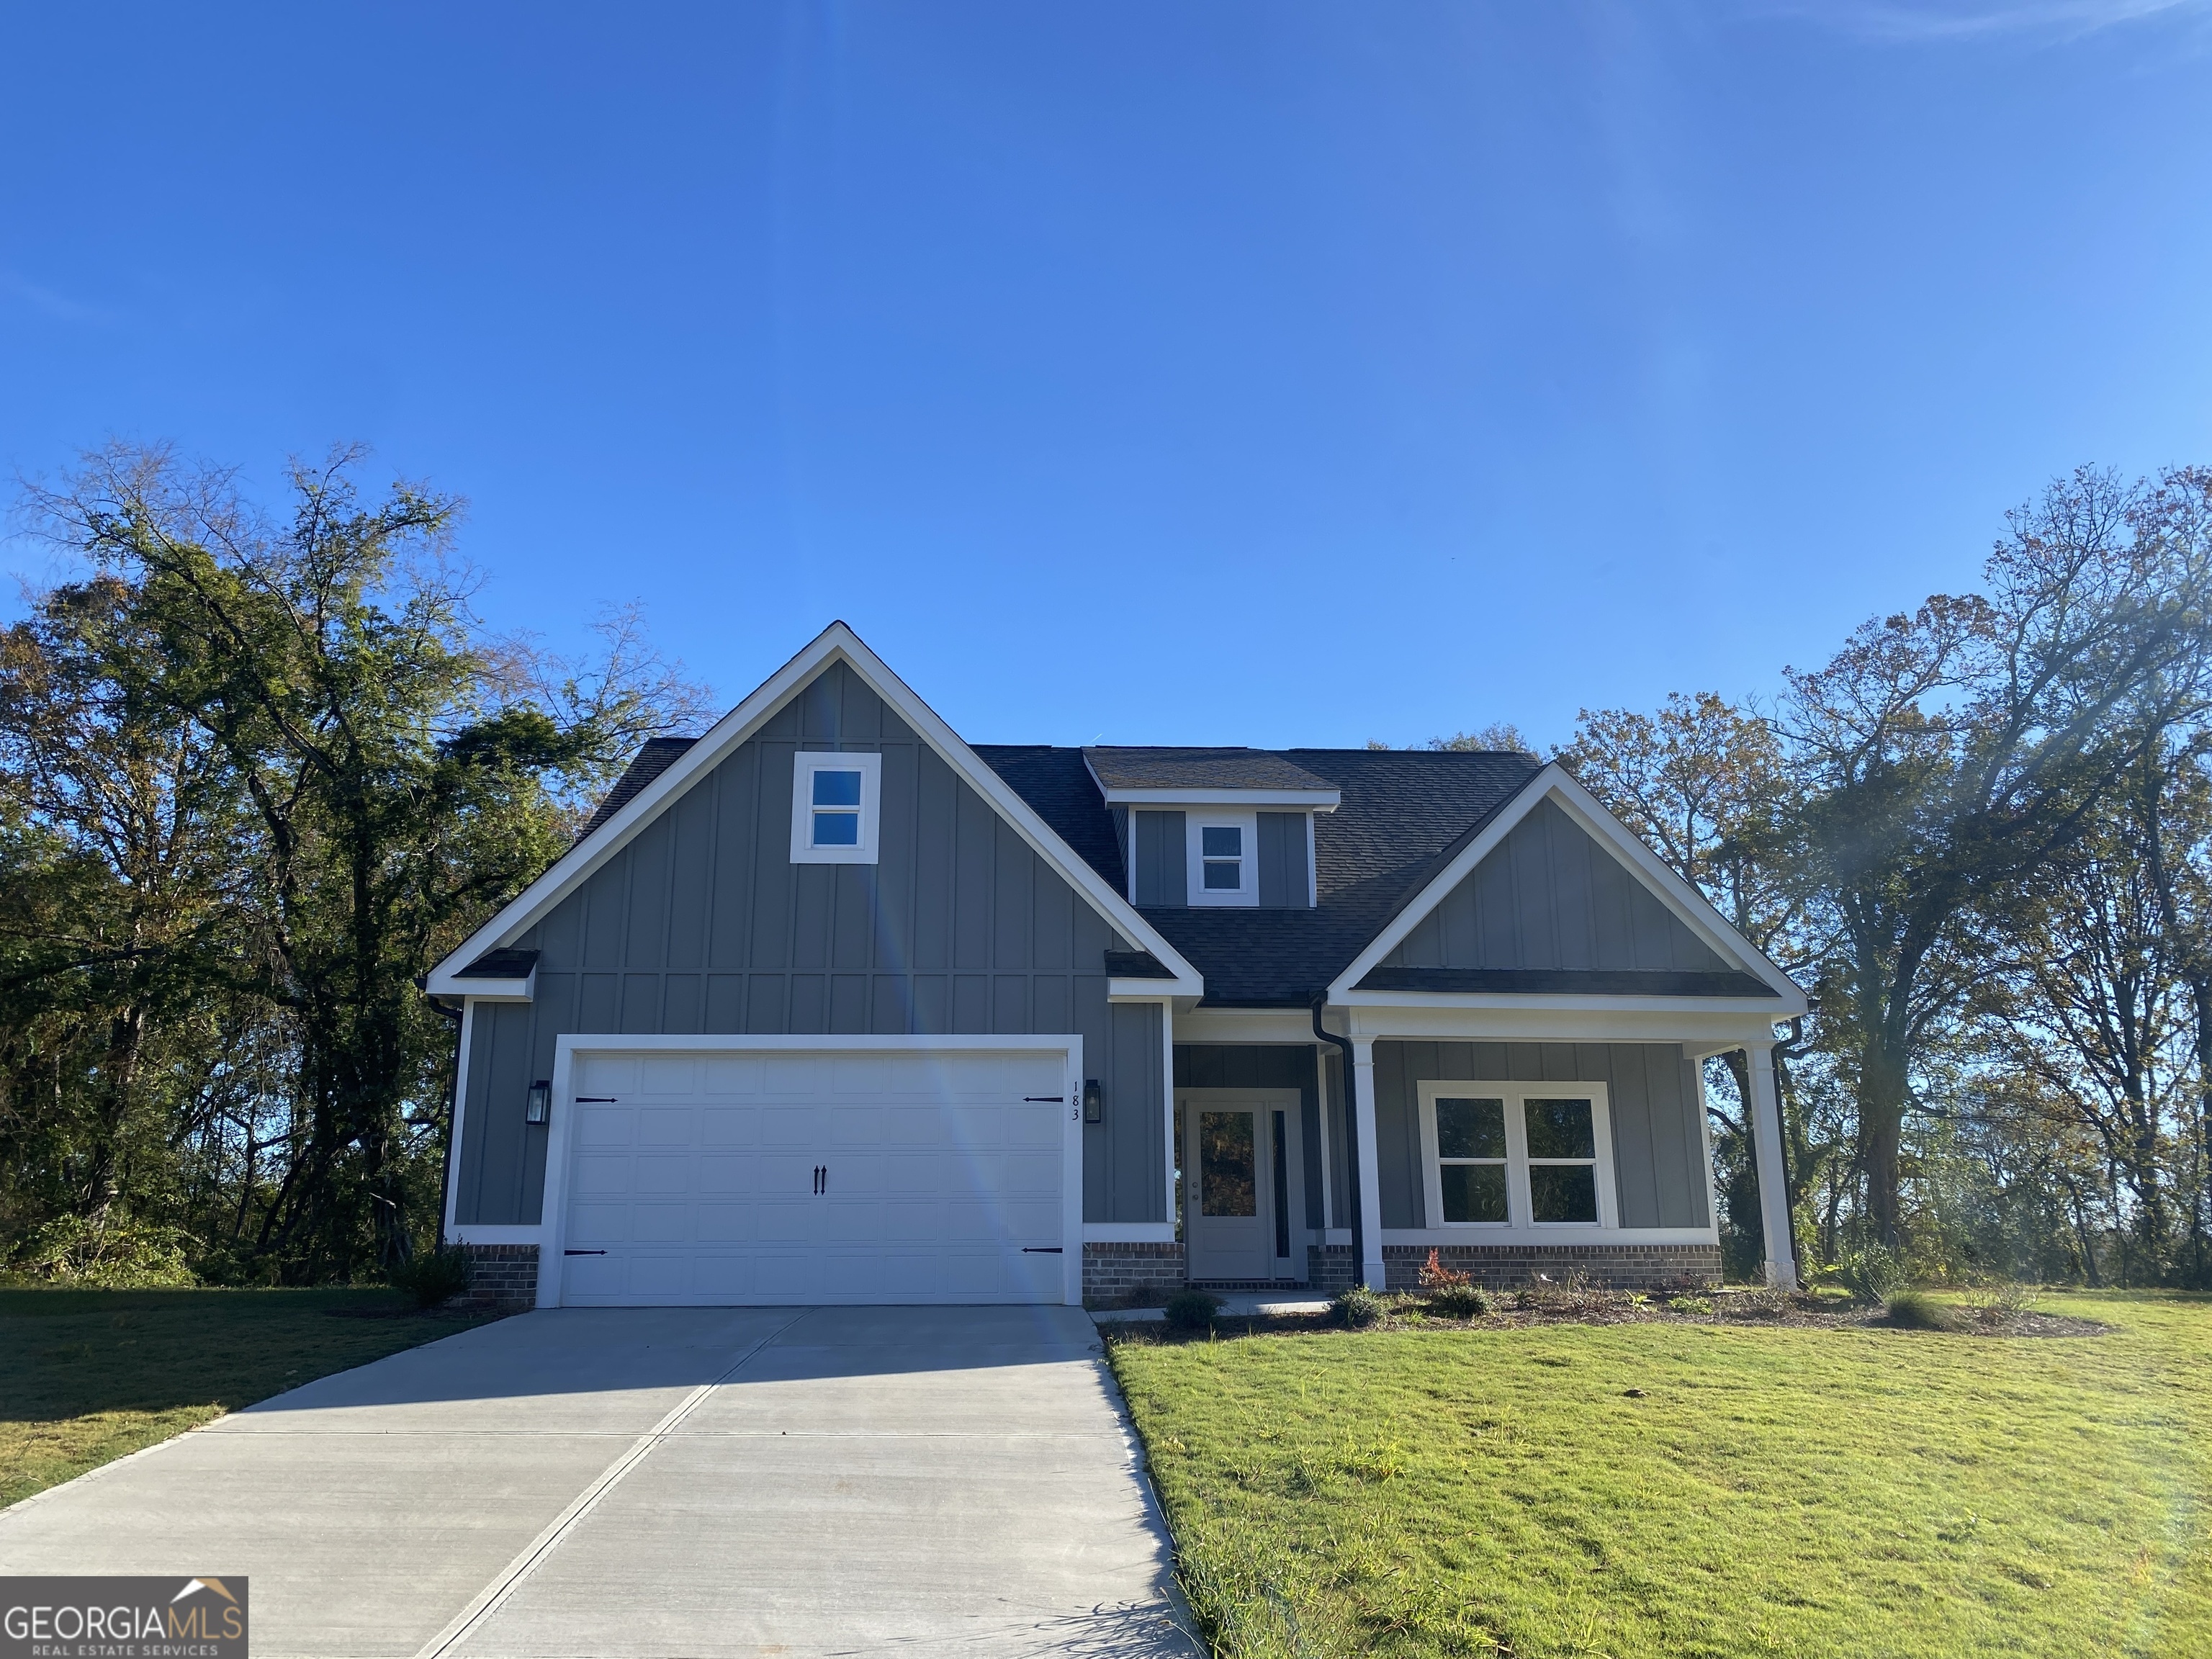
[0, 1285, 498, 1509]
[1109, 1291, 2212, 1658]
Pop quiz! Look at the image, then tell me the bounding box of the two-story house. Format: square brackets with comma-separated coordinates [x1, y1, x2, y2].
[427, 623, 1803, 1309]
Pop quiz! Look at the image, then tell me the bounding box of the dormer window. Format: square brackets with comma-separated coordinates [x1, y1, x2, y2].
[1200, 826, 1243, 890]
[791, 750, 882, 864]
[1187, 811, 1257, 906]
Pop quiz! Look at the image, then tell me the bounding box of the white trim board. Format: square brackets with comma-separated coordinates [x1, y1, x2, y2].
[534, 1033, 1087, 1309]
[1326, 765, 1807, 1012]
[428, 622, 1203, 999]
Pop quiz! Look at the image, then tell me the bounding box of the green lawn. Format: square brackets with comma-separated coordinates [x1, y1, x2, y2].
[0, 1287, 498, 1509]
[1110, 1292, 2212, 1658]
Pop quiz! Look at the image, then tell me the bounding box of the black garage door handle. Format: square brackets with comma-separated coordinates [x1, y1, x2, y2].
[1021, 1246, 1064, 1254]
[564, 1249, 607, 1256]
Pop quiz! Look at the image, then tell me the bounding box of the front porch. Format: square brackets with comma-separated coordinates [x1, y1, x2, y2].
[1082, 1002, 1791, 1303]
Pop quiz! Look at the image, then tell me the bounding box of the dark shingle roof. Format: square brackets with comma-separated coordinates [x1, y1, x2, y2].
[976, 745, 1544, 1005]
[578, 737, 698, 840]
[972, 746, 1128, 894]
[1082, 747, 1339, 793]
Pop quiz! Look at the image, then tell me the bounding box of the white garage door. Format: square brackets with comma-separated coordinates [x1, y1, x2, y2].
[552, 1046, 1074, 1306]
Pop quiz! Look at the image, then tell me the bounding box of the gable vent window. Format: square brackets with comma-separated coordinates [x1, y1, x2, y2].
[1200, 826, 1243, 890]
[791, 750, 882, 865]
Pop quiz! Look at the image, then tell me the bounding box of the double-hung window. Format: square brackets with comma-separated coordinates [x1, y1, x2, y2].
[1418, 1081, 1614, 1231]
[1201, 825, 1243, 890]
[790, 750, 882, 864]
[1187, 812, 1257, 906]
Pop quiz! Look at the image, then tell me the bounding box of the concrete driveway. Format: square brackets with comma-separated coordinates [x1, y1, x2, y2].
[0, 1305, 1195, 1658]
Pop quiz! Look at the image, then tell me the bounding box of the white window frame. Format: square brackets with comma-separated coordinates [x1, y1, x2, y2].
[790, 750, 883, 864]
[1185, 809, 1258, 907]
[1416, 1079, 1616, 1233]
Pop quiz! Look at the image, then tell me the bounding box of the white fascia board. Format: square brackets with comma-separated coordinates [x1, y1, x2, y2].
[1340, 1002, 1791, 1046]
[444, 971, 534, 1003]
[1324, 763, 1807, 1012]
[1110, 979, 1195, 1001]
[1173, 1006, 1326, 1044]
[1100, 786, 1341, 810]
[429, 622, 1204, 997]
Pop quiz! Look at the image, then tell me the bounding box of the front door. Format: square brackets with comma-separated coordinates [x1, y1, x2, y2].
[1179, 1091, 1295, 1282]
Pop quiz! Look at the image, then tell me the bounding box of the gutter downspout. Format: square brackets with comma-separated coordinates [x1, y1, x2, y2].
[1311, 997, 1359, 1280]
[422, 983, 464, 1254]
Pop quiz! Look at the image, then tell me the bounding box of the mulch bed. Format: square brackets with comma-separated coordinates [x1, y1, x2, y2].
[1108, 1290, 2109, 1344]
[319, 1303, 495, 1321]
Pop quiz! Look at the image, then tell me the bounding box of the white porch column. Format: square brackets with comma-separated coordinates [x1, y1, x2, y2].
[1745, 1040, 1799, 1290]
[1352, 1037, 1385, 1290]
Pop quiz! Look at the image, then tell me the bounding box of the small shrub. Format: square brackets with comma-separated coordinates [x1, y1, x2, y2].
[390, 1245, 474, 1308]
[1884, 1288, 1958, 1331]
[1838, 1245, 1911, 1304]
[1332, 1285, 1385, 1328]
[1666, 1295, 1713, 1315]
[1164, 1289, 1221, 1331]
[1426, 1281, 1492, 1319]
[14, 1215, 197, 1287]
[1961, 1278, 2038, 1331]
[1418, 1247, 1471, 1289]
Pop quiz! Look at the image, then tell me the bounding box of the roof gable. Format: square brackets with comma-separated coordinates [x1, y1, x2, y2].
[1328, 765, 1806, 1010]
[428, 624, 1203, 997]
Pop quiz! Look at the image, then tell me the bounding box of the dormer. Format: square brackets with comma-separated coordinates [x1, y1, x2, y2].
[1083, 747, 1341, 909]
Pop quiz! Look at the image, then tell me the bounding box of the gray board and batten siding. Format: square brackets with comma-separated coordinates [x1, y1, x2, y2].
[1382, 796, 1732, 976]
[1130, 809, 1311, 908]
[451, 660, 1166, 1231]
[1372, 1040, 1710, 1231]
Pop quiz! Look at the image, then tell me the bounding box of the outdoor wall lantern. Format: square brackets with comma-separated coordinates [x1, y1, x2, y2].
[525, 1079, 551, 1125]
[1083, 1079, 1104, 1124]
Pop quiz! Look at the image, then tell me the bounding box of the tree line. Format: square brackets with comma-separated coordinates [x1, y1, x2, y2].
[5, 446, 2210, 1288]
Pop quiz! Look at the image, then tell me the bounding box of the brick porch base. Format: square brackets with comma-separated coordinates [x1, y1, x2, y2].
[1082, 1241, 1186, 1305]
[453, 1242, 539, 1310]
[1382, 1242, 1721, 1292]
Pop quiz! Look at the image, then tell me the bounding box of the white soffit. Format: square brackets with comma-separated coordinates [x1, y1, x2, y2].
[428, 622, 1204, 998]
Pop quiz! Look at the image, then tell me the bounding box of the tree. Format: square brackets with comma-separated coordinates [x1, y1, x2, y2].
[1784, 467, 2212, 1247]
[21, 443, 706, 1277]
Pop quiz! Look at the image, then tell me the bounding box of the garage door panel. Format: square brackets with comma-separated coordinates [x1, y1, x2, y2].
[557, 1047, 1071, 1307]
[754, 1199, 824, 1244]
[571, 1152, 635, 1196]
[631, 1202, 694, 1244]
[633, 1155, 693, 1195]
[575, 1107, 634, 1149]
[638, 1107, 695, 1146]
[637, 1056, 699, 1095]
[701, 1054, 763, 1093]
[763, 1056, 823, 1095]
[576, 1055, 637, 1096]
[700, 1107, 761, 1146]
[694, 1202, 755, 1242]
[692, 1253, 756, 1295]
[763, 1106, 825, 1146]
[567, 1202, 631, 1243]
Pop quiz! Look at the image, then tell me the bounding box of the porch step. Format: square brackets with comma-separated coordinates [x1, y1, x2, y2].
[1187, 1280, 1307, 1292]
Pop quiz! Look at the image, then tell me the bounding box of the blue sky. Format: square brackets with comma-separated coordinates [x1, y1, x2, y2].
[3, 2, 2208, 749]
